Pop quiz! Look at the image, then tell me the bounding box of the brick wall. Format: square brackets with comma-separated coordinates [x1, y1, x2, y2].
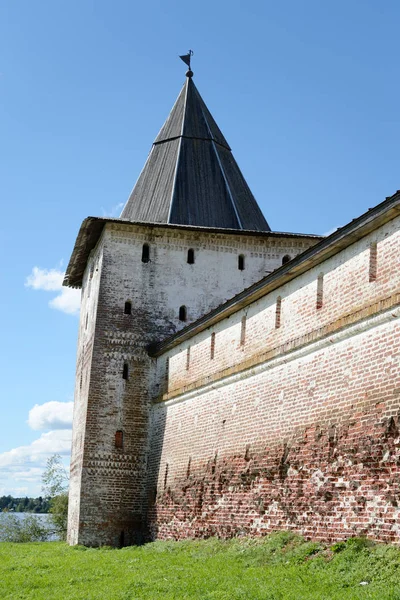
[67, 222, 315, 546]
[159, 217, 400, 394]
[148, 214, 400, 543]
[67, 242, 103, 545]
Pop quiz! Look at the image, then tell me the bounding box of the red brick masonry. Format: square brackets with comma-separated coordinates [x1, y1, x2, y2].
[148, 217, 400, 543]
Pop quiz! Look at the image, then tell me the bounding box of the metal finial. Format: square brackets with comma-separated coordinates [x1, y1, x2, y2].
[179, 50, 194, 76]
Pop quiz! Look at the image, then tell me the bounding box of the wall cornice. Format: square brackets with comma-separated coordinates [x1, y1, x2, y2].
[155, 291, 400, 406]
[149, 191, 400, 357]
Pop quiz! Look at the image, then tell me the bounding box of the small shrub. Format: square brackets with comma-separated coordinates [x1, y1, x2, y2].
[266, 530, 300, 550]
[49, 493, 68, 540]
[331, 541, 347, 553]
[289, 541, 322, 563]
[42, 454, 69, 541]
[0, 513, 51, 542]
[346, 537, 375, 552]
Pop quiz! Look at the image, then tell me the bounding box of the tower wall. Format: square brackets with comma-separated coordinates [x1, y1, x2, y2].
[67, 242, 104, 545]
[68, 221, 316, 546]
[148, 214, 400, 543]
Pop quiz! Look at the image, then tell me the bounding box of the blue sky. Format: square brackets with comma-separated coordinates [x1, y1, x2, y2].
[1, 0, 399, 497]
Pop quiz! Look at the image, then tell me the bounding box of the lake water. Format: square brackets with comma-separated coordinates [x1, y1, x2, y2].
[0, 512, 58, 541]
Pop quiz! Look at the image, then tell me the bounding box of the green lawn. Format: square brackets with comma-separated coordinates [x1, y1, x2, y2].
[1, 533, 400, 599]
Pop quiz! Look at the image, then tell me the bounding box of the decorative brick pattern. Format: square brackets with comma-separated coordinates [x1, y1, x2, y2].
[68, 208, 400, 547]
[67, 223, 312, 546]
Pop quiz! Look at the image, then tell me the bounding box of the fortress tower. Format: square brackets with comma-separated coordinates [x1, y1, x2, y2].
[65, 66, 320, 547]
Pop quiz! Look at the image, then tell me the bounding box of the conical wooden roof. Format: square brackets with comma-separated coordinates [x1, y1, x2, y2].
[120, 72, 270, 232]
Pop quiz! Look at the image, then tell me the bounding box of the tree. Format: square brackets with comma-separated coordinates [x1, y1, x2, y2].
[42, 454, 69, 498]
[42, 454, 69, 540]
[0, 456, 69, 543]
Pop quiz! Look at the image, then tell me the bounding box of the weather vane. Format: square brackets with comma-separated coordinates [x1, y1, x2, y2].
[179, 50, 194, 76]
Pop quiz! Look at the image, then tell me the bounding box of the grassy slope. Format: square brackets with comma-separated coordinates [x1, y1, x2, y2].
[1, 533, 400, 599]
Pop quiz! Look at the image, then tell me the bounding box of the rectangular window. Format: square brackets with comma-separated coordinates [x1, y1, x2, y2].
[115, 430, 123, 449]
[164, 463, 169, 489]
[186, 347, 191, 371]
[210, 332, 216, 359]
[316, 274, 324, 310]
[369, 242, 377, 282]
[122, 363, 129, 380]
[165, 358, 169, 393]
[275, 297, 282, 329]
[142, 243, 150, 263]
[240, 316, 246, 346]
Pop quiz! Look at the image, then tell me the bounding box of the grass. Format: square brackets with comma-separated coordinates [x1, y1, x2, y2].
[1, 533, 400, 599]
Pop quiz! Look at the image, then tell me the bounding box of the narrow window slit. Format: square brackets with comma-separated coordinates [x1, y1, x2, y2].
[141, 243, 150, 263]
[210, 332, 216, 359]
[316, 274, 324, 309]
[275, 296, 282, 329]
[165, 357, 169, 378]
[187, 248, 195, 264]
[164, 463, 169, 489]
[240, 316, 246, 346]
[124, 301, 132, 315]
[186, 347, 191, 371]
[211, 452, 218, 474]
[369, 242, 377, 282]
[165, 358, 170, 393]
[122, 363, 129, 380]
[238, 254, 245, 271]
[115, 430, 123, 449]
[179, 305, 187, 321]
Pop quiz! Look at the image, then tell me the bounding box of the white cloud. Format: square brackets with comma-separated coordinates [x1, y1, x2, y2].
[0, 486, 29, 496]
[25, 267, 81, 315]
[11, 468, 44, 483]
[0, 400, 73, 495]
[322, 226, 340, 237]
[49, 287, 81, 315]
[25, 267, 64, 291]
[0, 430, 72, 470]
[28, 401, 73, 431]
[102, 202, 124, 217]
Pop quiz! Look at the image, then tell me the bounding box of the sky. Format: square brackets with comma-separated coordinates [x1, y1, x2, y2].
[1, 0, 399, 498]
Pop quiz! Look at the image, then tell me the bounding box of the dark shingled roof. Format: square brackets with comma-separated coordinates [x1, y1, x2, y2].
[120, 73, 271, 232]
